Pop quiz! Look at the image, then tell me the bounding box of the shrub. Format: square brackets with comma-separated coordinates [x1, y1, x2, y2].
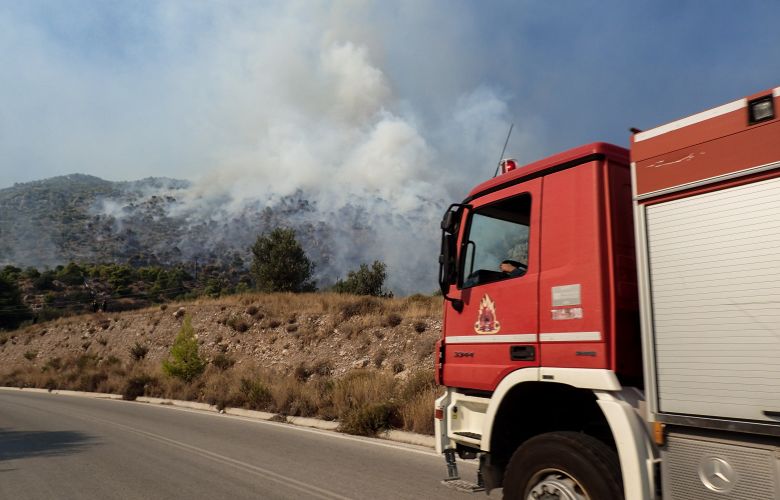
[340, 297, 381, 319]
[76, 354, 99, 370]
[123, 375, 153, 401]
[105, 355, 121, 366]
[246, 305, 259, 316]
[162, 316, 206, 382]
[45, 357, 62, 371]
[240, 377, 273, 409]
[78, 371, 108, 392]
[294, 363, 313, 382]
[339, 402, 400, 436]
[401, 369, 437, 402]
[227, 316, 249, 333]
[414, 337, 437, 361]
[373, 348, 387, 368]
[129, 342, 149, 361]
[331, 260, 390, 297]
[250, 228, 316, 292]
[212, 353, 235, 371]
[0, 274, 33, 331]
[383, 313, 402, 327]
[23, 350, 38, 361]
[413, 321, 427, 333]
[332, 370, 396, 419]
[312, 359, 333, 376]
[400, 387, 437, 435]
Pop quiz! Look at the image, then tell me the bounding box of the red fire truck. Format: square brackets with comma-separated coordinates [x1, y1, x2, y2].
[435, 86, 780, 499]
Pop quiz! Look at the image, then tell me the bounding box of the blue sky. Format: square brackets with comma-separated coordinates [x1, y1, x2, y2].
[1, 1, 779, 198]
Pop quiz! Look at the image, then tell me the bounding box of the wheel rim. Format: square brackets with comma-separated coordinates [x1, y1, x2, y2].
[525, 468, 589, 500]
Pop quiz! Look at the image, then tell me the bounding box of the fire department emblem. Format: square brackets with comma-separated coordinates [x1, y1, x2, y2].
[474, 294, 501, 334]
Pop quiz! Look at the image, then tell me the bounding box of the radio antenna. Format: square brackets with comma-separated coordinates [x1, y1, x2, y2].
[493, 123, 514, 177]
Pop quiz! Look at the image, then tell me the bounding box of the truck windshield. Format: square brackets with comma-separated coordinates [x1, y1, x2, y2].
[461, 194, 530, 288]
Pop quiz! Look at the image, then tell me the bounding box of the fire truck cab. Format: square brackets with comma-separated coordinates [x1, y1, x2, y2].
[436, 86, 780, 499]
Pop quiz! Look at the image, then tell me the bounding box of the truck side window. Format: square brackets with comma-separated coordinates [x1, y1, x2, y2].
[461, 194, 530, 288]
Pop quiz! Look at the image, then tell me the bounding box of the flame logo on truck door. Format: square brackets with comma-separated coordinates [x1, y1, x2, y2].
[474, 294, 501, 334]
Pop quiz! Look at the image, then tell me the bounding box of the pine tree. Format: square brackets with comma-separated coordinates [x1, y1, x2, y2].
[0, 273, 32, 331]
[250, 228, 315, 292]
[162, 316, 205, 382]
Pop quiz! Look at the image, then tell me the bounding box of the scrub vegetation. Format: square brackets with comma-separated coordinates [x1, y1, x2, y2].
[0, 292, 442, 436]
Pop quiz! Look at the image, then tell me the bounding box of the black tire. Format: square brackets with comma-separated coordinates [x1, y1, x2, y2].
[502, 431, 623, 500]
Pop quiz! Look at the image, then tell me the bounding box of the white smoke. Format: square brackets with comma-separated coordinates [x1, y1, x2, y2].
[1, 2, 526, 294]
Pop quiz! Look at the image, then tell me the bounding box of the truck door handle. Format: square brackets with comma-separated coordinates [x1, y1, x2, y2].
[510, 345, 535, 361]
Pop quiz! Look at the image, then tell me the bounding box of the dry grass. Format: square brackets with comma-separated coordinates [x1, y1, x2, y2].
[0, 357, 441, 435]
[0, 292, 444, 435]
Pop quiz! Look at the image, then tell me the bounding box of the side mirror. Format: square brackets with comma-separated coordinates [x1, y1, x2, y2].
[439, 233, 456, 294]
[438, 205, 468, 313]
[441, 211, 457, 234]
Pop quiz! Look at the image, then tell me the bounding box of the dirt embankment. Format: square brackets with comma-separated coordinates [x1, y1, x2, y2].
[1, 293, 441, 375]
[0, 293, 444, 435]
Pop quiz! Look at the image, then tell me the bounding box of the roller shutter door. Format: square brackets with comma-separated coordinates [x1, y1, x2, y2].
[646, 176, 780, 422]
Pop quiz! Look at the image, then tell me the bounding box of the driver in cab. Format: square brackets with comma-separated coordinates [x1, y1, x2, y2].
[500, 259, 526, 277]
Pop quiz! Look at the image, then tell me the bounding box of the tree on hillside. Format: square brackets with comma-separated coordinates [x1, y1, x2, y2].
[162, 316, 205, 382]
[0, 274, 33, 331]
[332, 260, 391, 297]
[250, 228, 315, 293]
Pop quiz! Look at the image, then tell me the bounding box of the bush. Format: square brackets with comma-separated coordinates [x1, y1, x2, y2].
[23, 350, 37, 361]
[340, 297, 382, 319]
[383, 313, 402, 327]
[294, 363, 313, 382]
[373, 349, 387, 368]
[250, 228, 316, 292]
[123, 375, 153, 401]
[312, 359, 333, 376]
[129, 342, 149, 361]
[45, 357, 62, 371]
[413, 321, 427, 333]
[227, 316, 249, 333]
[332, 261, 390, 297]
[212, 353, 235, 371]
[0, 274, 33, 331]
[401, 369, 436, 402]
[240, 377, 273, 409]
[162, 316, 206, 382]
[339, 402, 400, 436]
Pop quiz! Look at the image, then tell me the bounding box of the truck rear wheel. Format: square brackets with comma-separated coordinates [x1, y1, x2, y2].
[502, 431, 623, 500]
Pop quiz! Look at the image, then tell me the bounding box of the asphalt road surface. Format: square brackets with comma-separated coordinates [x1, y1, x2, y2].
[0, 390, 481, 499]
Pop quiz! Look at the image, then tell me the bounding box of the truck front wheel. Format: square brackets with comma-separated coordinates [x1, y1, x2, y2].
[502, 431, 623, 500]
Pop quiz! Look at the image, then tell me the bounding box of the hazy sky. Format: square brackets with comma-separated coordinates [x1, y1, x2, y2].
[1, 1, 779, 198]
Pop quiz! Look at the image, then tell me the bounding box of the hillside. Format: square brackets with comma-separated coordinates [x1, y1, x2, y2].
[0, 293, 443, 435]
[0, 174, 442, 294]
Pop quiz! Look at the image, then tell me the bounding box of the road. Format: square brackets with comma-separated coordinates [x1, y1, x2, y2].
[0, 390, 480, 499]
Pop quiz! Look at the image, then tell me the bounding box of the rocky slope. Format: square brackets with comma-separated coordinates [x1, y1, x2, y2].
[0, 292, 441, 379]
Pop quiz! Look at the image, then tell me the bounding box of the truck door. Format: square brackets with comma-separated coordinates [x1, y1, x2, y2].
[442, 180, 541, 391]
